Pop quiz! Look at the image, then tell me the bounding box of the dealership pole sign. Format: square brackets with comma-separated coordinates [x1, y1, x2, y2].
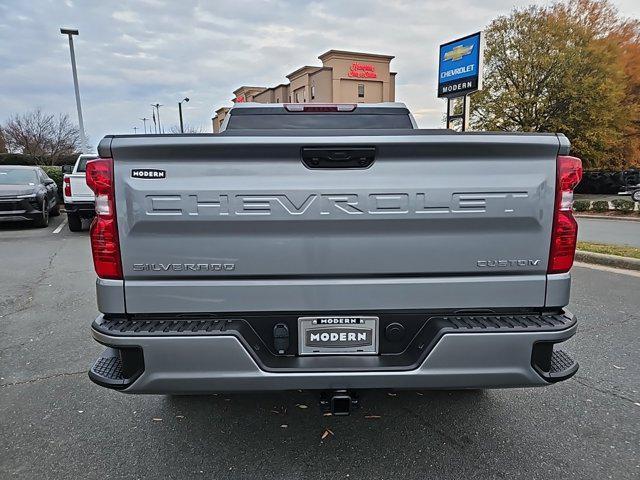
[438, 31, 483, 131]
[438, 31, 483, 98]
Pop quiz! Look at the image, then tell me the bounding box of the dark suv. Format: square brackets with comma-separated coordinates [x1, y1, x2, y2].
[0, 166, 60, 227]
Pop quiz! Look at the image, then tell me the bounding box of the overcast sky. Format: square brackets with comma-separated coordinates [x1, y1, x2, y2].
[1, 0, 638, 149]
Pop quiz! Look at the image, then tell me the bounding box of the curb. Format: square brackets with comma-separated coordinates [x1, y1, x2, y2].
[575, 250, 640, 271]
[575, 214, 640, 222]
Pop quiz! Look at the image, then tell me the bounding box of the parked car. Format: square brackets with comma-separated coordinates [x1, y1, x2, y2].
[87, 103, 582, 415]
[0, 165, 60, 227]
[63, 153, 97, 231]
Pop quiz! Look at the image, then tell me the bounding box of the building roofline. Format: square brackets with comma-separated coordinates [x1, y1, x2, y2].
[309, 66, 333, 76]
[286, 65, 321, 80]
[232, 86, 267, 95]
[318, 49, 395, 61]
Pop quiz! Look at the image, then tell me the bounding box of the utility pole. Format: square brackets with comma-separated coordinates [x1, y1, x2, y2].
[140, 117, 148, 134]
[151, 103, 163, 133]
[60, 28, 87, 153]
[133, 126, 138, 134]
[178, 97, 189, 133]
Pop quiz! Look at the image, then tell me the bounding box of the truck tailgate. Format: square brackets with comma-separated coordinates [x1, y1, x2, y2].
[108, 133, 560, 313]
[68, 174, 94, 201]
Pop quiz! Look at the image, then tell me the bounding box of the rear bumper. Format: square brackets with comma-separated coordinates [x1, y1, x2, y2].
[64, 202, 95, 218]
[89, 311, 578, 393]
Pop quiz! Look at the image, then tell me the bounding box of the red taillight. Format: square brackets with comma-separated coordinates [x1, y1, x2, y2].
[63, 176, 71, 197]
[86, 158, 122, 279]
[548, 155, 583, 274]
[284, 103, 356, 112]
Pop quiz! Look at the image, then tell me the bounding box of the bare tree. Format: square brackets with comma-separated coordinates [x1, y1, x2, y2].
[168, 124, 204, 134]
[2, 109, 82, 164]
[0, 127, 7, 153]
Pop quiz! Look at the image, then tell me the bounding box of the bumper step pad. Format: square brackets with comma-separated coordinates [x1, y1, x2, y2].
[549, 349, 579, 380]
[88, 347, 143, 389]
[536, 349, 579, 382]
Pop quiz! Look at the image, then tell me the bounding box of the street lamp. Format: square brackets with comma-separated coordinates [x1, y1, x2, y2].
[178, 97, 189, 133]
[140, 117, 148, 134]
[60, 28, 87, 153]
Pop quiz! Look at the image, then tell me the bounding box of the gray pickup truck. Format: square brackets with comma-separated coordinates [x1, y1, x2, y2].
[87, 103, 582, 414]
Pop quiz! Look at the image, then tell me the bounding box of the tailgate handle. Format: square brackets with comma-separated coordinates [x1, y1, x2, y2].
[301, 147, 375, 169]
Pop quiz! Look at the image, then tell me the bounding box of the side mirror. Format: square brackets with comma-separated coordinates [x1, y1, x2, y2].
[62, 165, 73, 174]
[45, 179, 55, 185]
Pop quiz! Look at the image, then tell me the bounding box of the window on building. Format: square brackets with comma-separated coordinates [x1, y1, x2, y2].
[295, 91, 300, 102]
[276, 97, 279, 103]
[358, 84, 365, 98]
[311, 84, 316, 100]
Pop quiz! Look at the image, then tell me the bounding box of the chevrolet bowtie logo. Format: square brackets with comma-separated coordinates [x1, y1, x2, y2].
[444, 44, 474, 62]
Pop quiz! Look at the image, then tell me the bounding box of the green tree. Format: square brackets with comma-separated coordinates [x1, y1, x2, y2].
[471, 0, 638, 169]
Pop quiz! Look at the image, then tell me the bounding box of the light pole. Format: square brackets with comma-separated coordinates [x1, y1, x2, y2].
[140, 117, 148, 134]
[178, 97, 189, 133]
[133, 126, 138, 134]
[151, 103, 163, 133]
[60, 28, 87, 153]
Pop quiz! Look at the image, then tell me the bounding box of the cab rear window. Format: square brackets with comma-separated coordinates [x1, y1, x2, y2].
[226, 113, 413, 130]
[76, 156, 98, 172]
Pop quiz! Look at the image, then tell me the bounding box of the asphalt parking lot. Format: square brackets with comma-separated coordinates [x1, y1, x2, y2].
[577, 216, 640, 247]
[1, 214, 638, 480]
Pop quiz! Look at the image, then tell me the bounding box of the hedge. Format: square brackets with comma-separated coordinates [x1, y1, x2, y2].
[0, 153, 77, 167]
[611, 199, 635, 212]
[573, 200, 591, 212]
[591, 200, 610, 212]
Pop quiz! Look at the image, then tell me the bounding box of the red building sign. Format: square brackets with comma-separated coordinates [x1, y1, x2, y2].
[348, 62, 377, 78]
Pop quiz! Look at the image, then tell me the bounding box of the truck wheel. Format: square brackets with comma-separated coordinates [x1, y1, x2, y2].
[49, 202, 61, 217]
[67, 212, 82, 232]
[33, 200, 50, 228]
[632, 189, 640, 202]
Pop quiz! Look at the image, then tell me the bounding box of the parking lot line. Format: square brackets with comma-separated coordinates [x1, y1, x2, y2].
[52, 218, 68, 234]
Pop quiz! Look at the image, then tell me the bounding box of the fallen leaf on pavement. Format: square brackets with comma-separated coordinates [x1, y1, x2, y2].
[387, 392, 397, 397]
[321, 428, 334, 440]
[280, 424, 288, 428]
[152, 418, 163, 422]
[613, 365, 626, 370]
[297, 404, 308, 409]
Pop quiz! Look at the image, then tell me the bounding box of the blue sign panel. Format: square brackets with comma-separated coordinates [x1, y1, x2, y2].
[438, 32, 482, 98]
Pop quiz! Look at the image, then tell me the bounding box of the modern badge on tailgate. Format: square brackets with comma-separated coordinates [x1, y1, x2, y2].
[131, 168, 166, 179]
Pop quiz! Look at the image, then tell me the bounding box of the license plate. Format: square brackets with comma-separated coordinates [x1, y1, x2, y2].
[298, 316, 378, 355]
